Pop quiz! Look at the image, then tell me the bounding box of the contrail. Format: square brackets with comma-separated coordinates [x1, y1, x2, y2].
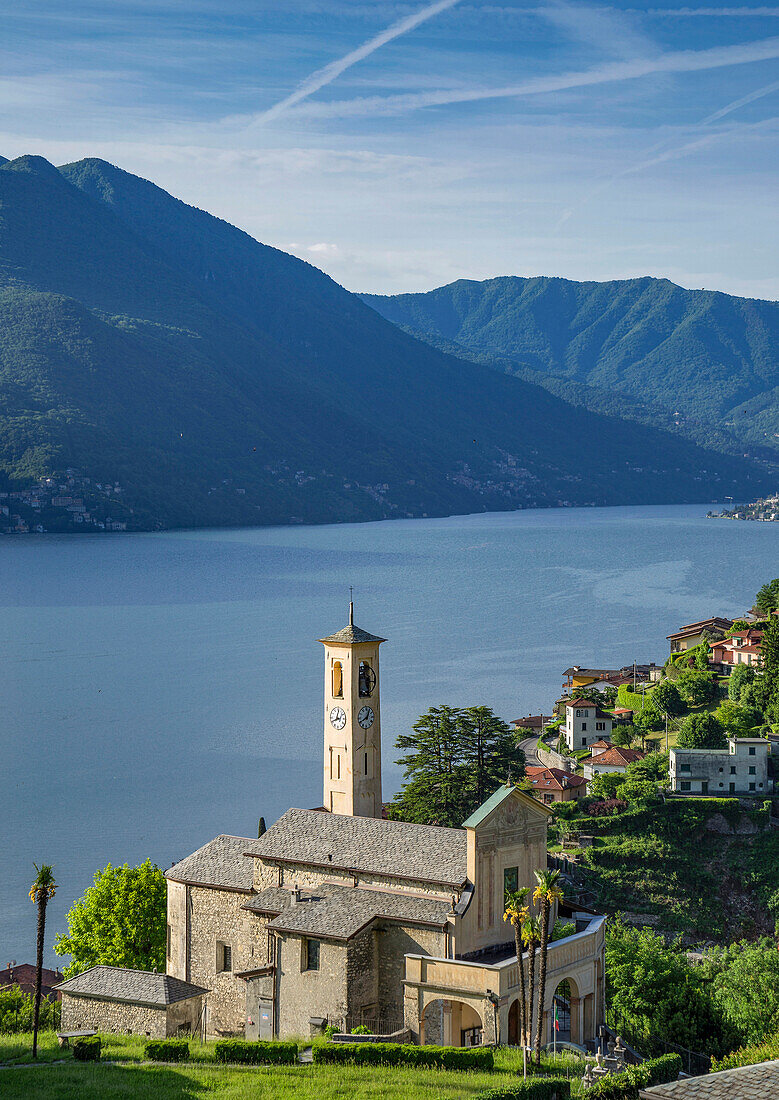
[250, 0, 463, 127]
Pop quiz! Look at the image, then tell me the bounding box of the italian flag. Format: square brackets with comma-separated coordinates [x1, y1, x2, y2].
[554, 1004, 560, 1032]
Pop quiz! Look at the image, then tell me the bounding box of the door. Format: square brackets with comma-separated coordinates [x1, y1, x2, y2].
[245, 981, 272, 1040]
[701, 781, 708, 795]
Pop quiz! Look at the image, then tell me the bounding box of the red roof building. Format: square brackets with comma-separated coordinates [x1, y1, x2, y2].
[0, 963, 64, 1001]
[526, 765, 588, 804]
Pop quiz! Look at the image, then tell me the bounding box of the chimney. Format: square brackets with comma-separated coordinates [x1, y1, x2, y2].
[291, 885, 301, 906]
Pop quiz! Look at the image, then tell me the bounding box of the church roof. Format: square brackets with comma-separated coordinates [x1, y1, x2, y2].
[246, 808, 467, 888]
[318, 623, 386, 645]
[461, 783, 552, 828]
[54, 966, 208, 1007]
[244, 883, 451, 941]
[164, 834, 255, 893]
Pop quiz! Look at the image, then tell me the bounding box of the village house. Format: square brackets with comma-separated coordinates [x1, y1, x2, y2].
[0, 962, 63, 1001]
[710, 628, 764, 669]
[669, 738, 770, 795]
[562, 665, 658, 696]
[525, 765, 588, 804]
[666, 616, 733, 656]
[56, 605, 607, 1049]
[56, 968, 207, 1038]
[511, 714, 555, 735]
[562, 699, 613, 751]
[583, 746, 645, 782]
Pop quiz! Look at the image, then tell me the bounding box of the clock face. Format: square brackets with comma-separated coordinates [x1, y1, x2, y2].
[329, 706, 347, 730]
[358, 705, 375, 729]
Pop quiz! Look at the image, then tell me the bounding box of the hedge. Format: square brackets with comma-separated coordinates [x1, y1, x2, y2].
[475, 1079, 570, 1099]
[312, 1041, 494, 1070]
[214, 1039, 298, 1065]
[73, 1034, 101, 1062]
[586, 1053, 682, 1098]
[144, 1038, 189, 1062]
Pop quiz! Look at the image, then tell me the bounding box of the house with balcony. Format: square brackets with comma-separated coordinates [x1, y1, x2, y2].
[563, 699, 613, 751]
[666, 617, 733, 657]
[669, 738, 770, 796]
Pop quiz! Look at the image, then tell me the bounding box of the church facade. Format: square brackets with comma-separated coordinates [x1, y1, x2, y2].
[164, 606, 606, 1047]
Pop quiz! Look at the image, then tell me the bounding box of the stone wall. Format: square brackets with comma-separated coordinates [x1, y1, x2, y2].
[254, 857, 454, 901]
[537, 743, 577, 773]
[186, 885, 268, 1037]
[377, 922, 446, 1023]
[275, 933, 348, 1038]
[346, 925, 378, 1018]
[60, 994, 167, 1038]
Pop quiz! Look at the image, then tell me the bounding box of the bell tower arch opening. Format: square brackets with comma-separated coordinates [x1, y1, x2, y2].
[319, 601, 385, 819]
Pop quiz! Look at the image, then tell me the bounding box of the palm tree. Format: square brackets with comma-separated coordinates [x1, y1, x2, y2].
[521, 914, 541, 1048]
[29, 864, 57, 1058]
[503, 887, 530, 1045]
[532, 868, 563, 1065]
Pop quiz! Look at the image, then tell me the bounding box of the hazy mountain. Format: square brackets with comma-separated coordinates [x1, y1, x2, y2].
[361, 276, 779, 458]
[0, 155, 772, 531]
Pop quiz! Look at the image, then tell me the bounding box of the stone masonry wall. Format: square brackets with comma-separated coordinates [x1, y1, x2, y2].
[60, 994, 167, 1038]
[187, 885, 268, 1037]
[254, 857, 455, 901]
[377, 923, 447, 1023]
[346, 925, 378, 1020]
[276, 933, 348, 1038]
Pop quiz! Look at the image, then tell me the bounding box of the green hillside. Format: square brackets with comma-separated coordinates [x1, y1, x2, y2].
[362, 276, 779, 457]
[0, 155, 773, 531]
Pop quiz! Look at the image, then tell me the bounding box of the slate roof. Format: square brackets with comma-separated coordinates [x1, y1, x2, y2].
[247, 808, 467, 887]
[318, 623, 386, 645]
[164, 834, 255, 892]
[54, 967, 208, 1006]
[245, 883, 451, 941]
[639, 1060, 779, 1098]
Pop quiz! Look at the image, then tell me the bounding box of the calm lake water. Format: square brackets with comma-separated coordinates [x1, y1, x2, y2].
[2, 504, 777, 964]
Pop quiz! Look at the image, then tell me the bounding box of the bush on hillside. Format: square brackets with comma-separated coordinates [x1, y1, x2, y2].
[312, 1041, 493, 1070]
[588, 798, 628, 816]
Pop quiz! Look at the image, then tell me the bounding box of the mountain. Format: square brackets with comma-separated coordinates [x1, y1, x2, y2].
[361, 276, 779, 457]
[0, 155, 773, 532]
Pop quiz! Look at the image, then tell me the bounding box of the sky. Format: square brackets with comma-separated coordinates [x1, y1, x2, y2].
[2, 0, 778, 297]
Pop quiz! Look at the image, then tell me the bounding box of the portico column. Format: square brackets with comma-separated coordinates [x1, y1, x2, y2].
[569, 996, 581, 1045]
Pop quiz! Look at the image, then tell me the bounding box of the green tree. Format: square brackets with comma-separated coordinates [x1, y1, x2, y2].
[694, 644, 711, 671]
[587, 772, 624, 800]
[753, 615, 779, 723]
[54, 860, 166, 978]
[677, 712, 726, 749]
[532, 869, 563, 1065]
[709, 940, 779, 1046]
[617, 779, 659, 803]
[755, 579, 779, 616]
[29, 864, 57, 1059]
[605, 918, 731, 1056]
[611, 724, 639, 748]
[625, 752, 669, 784]
[728, 664, 756, 701]
[388, 706, 524, 827]
[677, 669, 718, 707]
[461, 706, 526, 809]
[522, 914, 541, 1048]
[651, 680, 685, 717]
[715, 699, 763, 738]
[503, 888, 531, 1045]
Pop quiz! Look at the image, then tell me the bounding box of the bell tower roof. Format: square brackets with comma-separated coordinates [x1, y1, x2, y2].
[319, 601, 386, 646]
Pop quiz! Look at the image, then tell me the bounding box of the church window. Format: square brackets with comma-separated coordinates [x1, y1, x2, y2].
[337, 754, 341, 780]
[166, 923, 171, 958]
[217, 942, 232, 973]
[504, 866, 518, 898]
[359, 661, 376, 697]
[365, 751, 368, 776]
[332, 661, 343, 698]
[304, 938, 320, 971]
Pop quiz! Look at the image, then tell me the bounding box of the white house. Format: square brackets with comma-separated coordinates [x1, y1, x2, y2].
[583, 746, 645, 782]
[563, 699, 613, 751]
[669, 737, 770, 795]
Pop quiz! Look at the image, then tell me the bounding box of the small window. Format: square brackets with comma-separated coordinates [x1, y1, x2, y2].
[681, 781, 691, 792]
[581, 722, 587, 731]
[680, 764, 691, 773]
[729, 782, 735, 793]
[748, 747, 756, 756]
[575, 710, 581, 718]
[749, 766, 756, 775]
[749, 782, 756, 792]
[166, 923, 171, 958]
[365, 751, 368, 775]
[596, 722, 605, 731]
[217, 942, 232, 973]
[582, 737, 587, 745]
[730, 766, 736, 775]
[332, 661, 343, 699]
[305, 938, 320, 971]
[504, 866, 519, 897]
[718, 767, 723, 773]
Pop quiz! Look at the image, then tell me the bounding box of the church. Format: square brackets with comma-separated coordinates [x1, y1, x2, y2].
[59, 605, 605, 1048]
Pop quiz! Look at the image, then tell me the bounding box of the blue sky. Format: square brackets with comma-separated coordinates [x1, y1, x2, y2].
[2, 1, 778, 296]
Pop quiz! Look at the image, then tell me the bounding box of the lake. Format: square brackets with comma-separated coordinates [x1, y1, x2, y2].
[1, 503, 776, 965]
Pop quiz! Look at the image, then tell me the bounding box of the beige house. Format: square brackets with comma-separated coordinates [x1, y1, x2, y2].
[666, 616, 733, 656]
[563, 699, 613, 751]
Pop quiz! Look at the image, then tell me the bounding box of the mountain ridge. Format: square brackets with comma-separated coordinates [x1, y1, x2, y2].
[0, 155, 773, 531]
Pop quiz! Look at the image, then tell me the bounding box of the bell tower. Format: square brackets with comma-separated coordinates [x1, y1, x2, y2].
[319, 602, 385, 818]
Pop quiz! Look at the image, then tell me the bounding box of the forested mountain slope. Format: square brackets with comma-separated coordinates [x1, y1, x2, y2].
[362, 276, 779, 456]
[0, 155, 772, 530]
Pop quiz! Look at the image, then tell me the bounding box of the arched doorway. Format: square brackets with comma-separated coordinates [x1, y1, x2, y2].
[508, 998, 520, 1046]
[421, 998, 484, 1047]
[551, 979, 572, 1043]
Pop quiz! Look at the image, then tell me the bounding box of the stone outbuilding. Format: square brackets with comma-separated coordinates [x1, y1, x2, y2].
[55, 966, 208, 1038]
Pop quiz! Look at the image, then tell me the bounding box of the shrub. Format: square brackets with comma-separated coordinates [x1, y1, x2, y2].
[588, 799, 627, 816]
[586, 1053, 682, 1098]
[713, 1031, 779, 1071]
[476, 1079, 570, 1099]
[312, 1041, 493, 1070]
[351, 1024, 372, 1035]
[214, 1038, 298, 1064]
[73, 1034, 101, 1062]
[144, 1038, 189, 1062]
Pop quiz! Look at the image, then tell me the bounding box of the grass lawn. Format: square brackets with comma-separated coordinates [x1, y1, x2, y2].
[0, 1034, 587, 1098]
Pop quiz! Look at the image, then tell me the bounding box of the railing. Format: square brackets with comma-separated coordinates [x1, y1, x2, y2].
[604, 1008, 711, 1077]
